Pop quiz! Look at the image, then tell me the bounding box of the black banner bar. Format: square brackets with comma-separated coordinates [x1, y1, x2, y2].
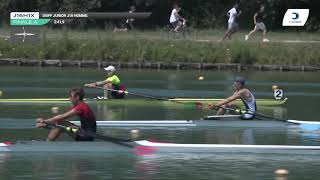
[39, 12, 151, 19]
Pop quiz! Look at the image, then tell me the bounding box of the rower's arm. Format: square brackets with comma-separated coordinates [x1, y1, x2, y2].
[96, 80, 111, 86]
[84, 80, 110, 87]
[43, 109, 79, 123]
[214, 93, 240, 107]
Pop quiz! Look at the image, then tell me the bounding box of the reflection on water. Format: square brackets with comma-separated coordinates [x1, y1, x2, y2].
[99, 126, 320, 146]
[273, 107, 287, 119]
[135, 153, 320, 180]
[242, 129, 255, 144]
[1, 153, 320, 180]
[0, 153, 137, 180]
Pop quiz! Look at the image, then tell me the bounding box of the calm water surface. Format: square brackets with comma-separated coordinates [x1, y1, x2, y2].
[0, 67, 320, 179]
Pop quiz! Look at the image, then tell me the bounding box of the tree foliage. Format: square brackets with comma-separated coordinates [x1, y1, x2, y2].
[1, 0, 319, 31]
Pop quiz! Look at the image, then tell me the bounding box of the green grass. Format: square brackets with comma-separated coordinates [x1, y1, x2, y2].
[35, 28, 320, 42]
[0, 28, 319, 66]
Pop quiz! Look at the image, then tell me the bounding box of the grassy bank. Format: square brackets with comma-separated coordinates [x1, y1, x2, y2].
[0, 29, 319, 65]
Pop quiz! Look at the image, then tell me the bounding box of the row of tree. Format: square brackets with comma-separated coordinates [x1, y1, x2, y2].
[0, 0, 319, 31]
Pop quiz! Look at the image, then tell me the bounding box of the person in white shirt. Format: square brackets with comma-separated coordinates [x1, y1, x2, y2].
[222, 4, 242, 41]
[169, 4, 186, 33]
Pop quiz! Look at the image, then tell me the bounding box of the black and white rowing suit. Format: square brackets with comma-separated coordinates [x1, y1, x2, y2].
[240, 91, 257, 120]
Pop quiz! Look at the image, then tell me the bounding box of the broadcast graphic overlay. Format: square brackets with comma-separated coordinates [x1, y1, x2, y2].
[10, 12, 151, 43]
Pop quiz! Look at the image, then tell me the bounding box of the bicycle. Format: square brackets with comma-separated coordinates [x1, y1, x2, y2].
[163, 20, 192, 40]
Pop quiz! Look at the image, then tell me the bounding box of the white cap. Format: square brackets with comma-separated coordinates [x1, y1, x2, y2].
[104, 65, 116, 72]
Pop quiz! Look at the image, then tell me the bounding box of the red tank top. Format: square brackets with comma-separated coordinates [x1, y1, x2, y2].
[70, 102, 96, 132]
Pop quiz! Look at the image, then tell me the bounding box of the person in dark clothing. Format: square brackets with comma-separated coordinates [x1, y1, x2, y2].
[245, 5, 269, 42]
[113, 5, 136, 32]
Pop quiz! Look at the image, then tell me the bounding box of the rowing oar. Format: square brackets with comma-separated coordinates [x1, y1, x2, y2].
[207, 105, 287, 122]
[92, 86, 171, 101]
[44, 122, 158, 154]
[88, 86, 201, 108]
[44, 122, 133, 147]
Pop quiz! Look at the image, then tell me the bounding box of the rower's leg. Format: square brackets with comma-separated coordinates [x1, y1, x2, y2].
[36, 122, 47, 128]
[216, 106, 226, 115]
[46, 128, 62, 141]
[103, 84, 110, 99]
[107, 83, 114, 99]
[216, 104, 237, 115]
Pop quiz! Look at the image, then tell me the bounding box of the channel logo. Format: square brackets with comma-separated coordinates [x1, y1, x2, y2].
[10, 12, 39, 19]
[282, 9, 309, 26]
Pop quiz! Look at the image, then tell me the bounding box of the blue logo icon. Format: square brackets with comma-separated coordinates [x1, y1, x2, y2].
[292, 12, 299, 20]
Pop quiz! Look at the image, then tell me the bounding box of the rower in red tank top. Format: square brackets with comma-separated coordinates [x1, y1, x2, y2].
[36, 88, 97, 141]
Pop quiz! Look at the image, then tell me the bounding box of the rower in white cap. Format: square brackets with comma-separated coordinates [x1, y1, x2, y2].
[85, 65, 126, 99]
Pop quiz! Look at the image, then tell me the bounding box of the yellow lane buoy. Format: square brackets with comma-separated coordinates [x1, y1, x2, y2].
[272, 85, 279, 90]
[51, 107, 60, 114]
[274, 169, 289, 180]
[130, 129, 140, 139]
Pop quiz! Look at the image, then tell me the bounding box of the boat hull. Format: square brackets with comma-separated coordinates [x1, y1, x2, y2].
[134, 140, 320, 154]
[0, 97, 288, 107]
[1, 140, 320, 154]
[0, 118, 318, 129]
[70, 120, 287, 128]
